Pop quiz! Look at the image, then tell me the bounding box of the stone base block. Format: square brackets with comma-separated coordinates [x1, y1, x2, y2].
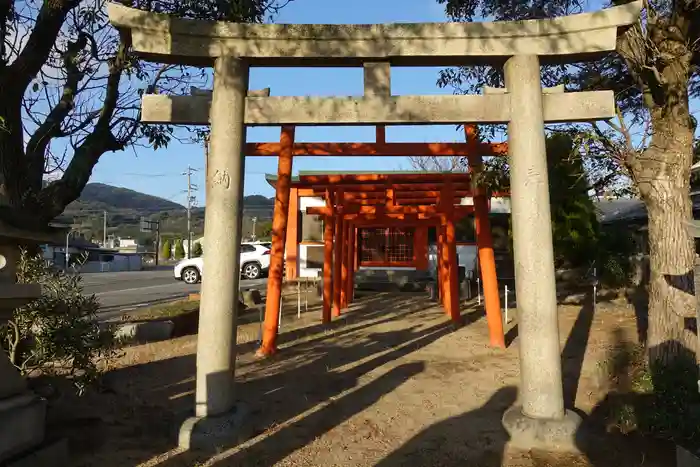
[178, 404, 248, 451]
[0, 354, 27, 400]
[502, 405, 582, 452]
[5, 437, 68, 467]
[115, 320, 175, 343]
[678, 445, 700, 467]
[0, 393, 47, 464]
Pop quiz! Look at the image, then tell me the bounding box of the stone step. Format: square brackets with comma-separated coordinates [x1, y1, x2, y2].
[0, 393, 46, 464]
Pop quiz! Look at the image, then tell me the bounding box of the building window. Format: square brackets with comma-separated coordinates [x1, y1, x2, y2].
[359, 228, 414, 265]
[299, 212, 324, 243]
[427, 216, 477, 244]
[304, 245, 325, 269]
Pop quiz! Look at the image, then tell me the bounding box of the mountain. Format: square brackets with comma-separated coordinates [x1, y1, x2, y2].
[67, 183, 185, 212]
[60, 183, 274, 244]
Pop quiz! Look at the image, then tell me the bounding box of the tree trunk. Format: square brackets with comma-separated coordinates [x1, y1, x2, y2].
[635, 113, 696, 365]
[0, 81, 29, 211]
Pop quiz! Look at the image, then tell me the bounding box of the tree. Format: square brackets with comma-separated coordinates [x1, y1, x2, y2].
[174, 238, 185, 259]
[161, 239, 171, 261]
[192, 242, 203, 257]
[257, 220, 273, 240]
[546, 133, 599, 269]
[465, 131, 600, 268]
[437, 0, 700, 363]
[408, 154, 465, 172]
[0, 0, 292, 232]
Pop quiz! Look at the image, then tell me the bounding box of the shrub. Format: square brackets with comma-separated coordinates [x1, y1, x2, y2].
[0, 251, 119, 395]
[174, 239, 185, 259]
[601, 336, 700, 449]
[596, 225, 636, 288]
[192, 242, 203, 257]
[161, 239, 172, 261]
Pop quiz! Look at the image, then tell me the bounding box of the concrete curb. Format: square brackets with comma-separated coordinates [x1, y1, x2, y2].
[104, 289, 266, 345]
[114, 320, 175, 343]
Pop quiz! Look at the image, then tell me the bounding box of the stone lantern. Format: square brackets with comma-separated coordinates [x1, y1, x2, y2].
[0, 224, 67, 466]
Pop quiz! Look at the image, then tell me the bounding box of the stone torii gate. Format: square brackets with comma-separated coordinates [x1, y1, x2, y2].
[109, 1, 642, 452]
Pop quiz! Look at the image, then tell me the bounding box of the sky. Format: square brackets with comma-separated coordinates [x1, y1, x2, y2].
[88, 0, 617, 208]
[87, 0, 471, 208]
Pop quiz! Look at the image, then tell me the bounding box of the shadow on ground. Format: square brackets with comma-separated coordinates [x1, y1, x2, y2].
[57, 293, 478, 466]
[52, 291, 674, 467]
[375, 386, 517, 467]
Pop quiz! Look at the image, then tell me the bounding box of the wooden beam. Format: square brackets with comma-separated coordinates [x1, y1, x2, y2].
[344, 209, 473, 222]
[248, 141, 506, 157]
[308, 205, 474, 216]
[311, 183, 474, 192]
[301, 173, 472, 184]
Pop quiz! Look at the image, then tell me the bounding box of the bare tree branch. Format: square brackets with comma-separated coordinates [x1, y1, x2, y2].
[9, 0, 79, 88]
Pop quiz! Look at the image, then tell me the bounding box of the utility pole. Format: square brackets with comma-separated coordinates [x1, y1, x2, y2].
[103, 210, 107, 246]
[182, 165, 198, 259]
[252, 217, 257, 241]
[140, 217, 160, 266]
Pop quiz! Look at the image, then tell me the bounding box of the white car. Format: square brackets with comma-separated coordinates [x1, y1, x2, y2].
[174, 243, 271, 284]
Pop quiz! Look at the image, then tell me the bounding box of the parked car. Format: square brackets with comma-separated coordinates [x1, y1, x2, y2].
[173, 243, 271, 284]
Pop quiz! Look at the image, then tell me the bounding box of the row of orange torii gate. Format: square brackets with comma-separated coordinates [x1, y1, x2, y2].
[256, 124, 509, 357]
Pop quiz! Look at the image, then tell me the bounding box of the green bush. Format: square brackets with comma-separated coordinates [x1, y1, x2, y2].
[596, 225, 636, 288]
[1, 251, 119, 395]
[546, 133, 600, 269]
[192, 242, 203, 257]
[161, 239, 172, 261]
[174, 239, 185, 259]
[602, 339, 700, 449]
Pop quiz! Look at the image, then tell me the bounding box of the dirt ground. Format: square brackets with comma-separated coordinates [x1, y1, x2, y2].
[48, 292, 673, 467]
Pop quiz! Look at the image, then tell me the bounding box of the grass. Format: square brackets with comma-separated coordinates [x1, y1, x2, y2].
[598, 337, 700, 450]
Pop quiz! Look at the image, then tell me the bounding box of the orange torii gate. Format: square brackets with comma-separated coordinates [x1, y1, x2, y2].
[323, 202, 478, 321]
[257, 125, 507, 358]
[302, 177, 497, 325]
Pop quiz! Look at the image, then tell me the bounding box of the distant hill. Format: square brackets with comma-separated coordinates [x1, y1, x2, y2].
[67, 183, 184, 213]
[60, 183, 275, 244]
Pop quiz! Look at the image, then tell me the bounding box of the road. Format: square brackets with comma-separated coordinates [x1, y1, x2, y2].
[82, 268, 268, 316]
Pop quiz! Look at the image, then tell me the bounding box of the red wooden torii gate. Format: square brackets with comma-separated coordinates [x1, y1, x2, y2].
[256, 126, 507, 357]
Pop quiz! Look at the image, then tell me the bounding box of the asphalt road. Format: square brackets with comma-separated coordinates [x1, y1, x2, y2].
[81, 268, 268, 316]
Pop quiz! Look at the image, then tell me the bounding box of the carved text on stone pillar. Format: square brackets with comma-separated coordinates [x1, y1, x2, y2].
[212, 169, 231, 189]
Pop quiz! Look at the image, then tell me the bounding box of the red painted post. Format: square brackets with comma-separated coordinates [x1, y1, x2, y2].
[322, 193, 335, 324]
[333, 215, 343, 317]
[445, 213, 461, 324]
[341, 216, 349, 309]
[345, 220, 355, 308]
[352, 225, 358, 302]
[466, 125, 505, 348]
[437, 225, 446, 310]
[257, 126, 295, 357]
